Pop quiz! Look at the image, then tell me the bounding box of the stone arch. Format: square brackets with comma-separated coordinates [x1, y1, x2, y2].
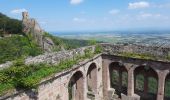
[134, 65, 158, 100]
[165, 73, 170, 100]
[68, 71, 84, 100]
[109, 62, 128, 97]
[86, 63, 97, 93]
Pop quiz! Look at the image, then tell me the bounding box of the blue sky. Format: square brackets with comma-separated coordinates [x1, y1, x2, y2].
[1, 0, 170, 32]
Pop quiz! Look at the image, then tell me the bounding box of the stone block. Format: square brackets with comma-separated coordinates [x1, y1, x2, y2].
[121, 94, 140, 100]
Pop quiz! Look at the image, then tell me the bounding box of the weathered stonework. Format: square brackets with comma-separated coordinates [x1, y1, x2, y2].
[101, 43, 170, 61]
[0, 55, 103, 100]
[1, 44, 170, 100]
[25, 46, 95, 65]
[22, 12, 54, 52]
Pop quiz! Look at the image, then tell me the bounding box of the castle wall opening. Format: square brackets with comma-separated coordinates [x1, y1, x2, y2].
[87, 63, 97, 93]
[68, 71, 84, 100]
[109, 62, 128, 97]
[165, 73, 170, 100]
[134, 66, 158, 100]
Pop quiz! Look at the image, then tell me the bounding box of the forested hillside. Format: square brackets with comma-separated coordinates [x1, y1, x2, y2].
[0, 13, 22, 36]
[44, 32, 92, 50]
[0, 35, 43, 64]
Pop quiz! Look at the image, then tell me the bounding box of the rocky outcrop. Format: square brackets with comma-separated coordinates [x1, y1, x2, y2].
[22, 12, 54, 52]
[0, 61, 13, 70]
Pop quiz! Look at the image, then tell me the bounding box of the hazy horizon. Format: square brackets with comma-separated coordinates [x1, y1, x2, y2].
[1, 0, 170, 32]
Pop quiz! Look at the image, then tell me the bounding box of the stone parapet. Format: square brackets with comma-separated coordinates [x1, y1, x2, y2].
[25, 46, 95, 65]
[101, 43, 170, 61]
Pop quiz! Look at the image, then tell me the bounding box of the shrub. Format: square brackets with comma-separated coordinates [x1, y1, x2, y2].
[88, 39, 97, 45]
[0, 44, 100, 95]
[0, 35, 43, 64]
[95, 44, 102, 54]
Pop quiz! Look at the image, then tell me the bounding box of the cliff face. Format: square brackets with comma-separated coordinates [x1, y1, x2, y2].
[22, 12, 54, 52]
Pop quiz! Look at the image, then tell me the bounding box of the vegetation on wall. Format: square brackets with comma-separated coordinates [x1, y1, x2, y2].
[0, 46, 101, 96]
[117, 51, 170, 62]
[118, 52, 157, 60]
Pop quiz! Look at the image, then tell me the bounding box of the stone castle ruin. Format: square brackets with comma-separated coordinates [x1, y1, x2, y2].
[1, 44, 170, 100]
[22, 12, 54, 52]
[1, 12, 170, 100]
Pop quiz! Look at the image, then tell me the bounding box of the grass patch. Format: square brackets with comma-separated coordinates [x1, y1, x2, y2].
[0, 35, 43, 64]
[118, 52, 156, 60]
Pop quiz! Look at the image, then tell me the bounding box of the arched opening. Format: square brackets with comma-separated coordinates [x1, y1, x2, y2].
[68, 71, 84, 100]
[86, 63, 97, 99]
[109, 62, 128, 97]
[165, 73, 170, 100]
[134, 66, 158, 100]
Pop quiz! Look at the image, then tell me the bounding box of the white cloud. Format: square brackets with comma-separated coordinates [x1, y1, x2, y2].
[109, 9, 120, 15]
[70, 0, 83, 5]
[11, 8, 27, 14]
[136, 12, 162, 20]
[153, 3, 170, 8]
[73, 17, 86, 22]
[140, 13, 152, 18]
[128, 1, 150, 9]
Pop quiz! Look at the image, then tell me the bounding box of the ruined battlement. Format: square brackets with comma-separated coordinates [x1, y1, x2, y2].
[1, 44, 170, 100]
[101, 43, 170, 61]
[22, 12, 54, 52]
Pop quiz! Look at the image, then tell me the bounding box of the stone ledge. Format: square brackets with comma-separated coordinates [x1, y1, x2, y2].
[121, 94, 140, 100]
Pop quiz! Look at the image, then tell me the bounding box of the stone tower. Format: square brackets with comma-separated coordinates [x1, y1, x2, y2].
[22, 12, 29, 22]
[22, 12, 55, 52]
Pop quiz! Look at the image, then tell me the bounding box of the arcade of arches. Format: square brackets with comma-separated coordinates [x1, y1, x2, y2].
[68, 63, 98, 100]
[3, 55, 170, 100]
[102, 55, 170, 100]
[67, 55, 170, 100]
[65, 54, 170, 100]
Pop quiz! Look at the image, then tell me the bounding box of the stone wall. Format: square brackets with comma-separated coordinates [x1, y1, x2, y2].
[101, 43, 170, 61]
[2, 44, 170, 100]
[25, 45, 95, 65]
[1, 55, 103, 100]
[0, 46, 95, 71]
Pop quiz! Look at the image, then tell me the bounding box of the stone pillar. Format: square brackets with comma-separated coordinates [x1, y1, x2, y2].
[73, 83, 76, 100]
[127, 66, 137, 96]
[121, 65, 140, 100]
[157, 70, 169, 100]
[102, 59, 110, 100]
[84, 76, 87, 100]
